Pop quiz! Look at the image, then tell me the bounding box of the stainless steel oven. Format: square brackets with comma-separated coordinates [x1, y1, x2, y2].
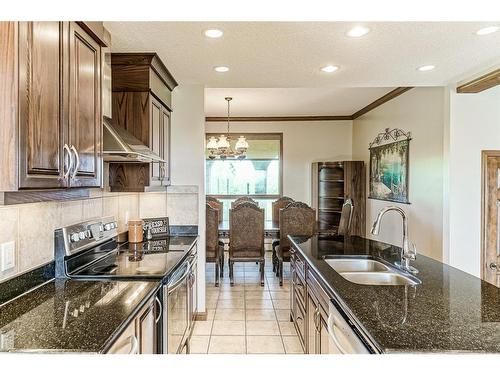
[164, 260, 190, 354]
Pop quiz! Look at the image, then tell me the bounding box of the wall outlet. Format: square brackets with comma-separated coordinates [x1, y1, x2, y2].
[0, 241, 15, 272]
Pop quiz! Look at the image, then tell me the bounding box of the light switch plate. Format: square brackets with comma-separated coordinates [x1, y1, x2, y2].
[0, 241, 15, 272]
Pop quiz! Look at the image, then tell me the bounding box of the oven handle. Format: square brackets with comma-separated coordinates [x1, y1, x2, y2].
[128, 335, 139, 354]
[327, 310, 347, 354]
[167, 262, 191, 294]
[155, 296, 162, 324]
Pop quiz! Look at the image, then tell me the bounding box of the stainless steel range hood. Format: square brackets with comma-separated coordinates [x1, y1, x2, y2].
[102, 116, 165, 163]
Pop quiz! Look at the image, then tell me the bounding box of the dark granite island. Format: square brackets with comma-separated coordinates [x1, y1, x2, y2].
[289, 235, 500, 353]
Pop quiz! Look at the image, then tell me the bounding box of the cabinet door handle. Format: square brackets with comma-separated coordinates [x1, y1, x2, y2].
[63, 144, 73, 179]
[70, 145, 80, 179]
[128, 335, 139, 354]
[155, 296, 162, 323]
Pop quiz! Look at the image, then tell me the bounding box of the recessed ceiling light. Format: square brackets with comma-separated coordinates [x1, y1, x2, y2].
[417, 65, 435, 72]
[476, 26, 499, 35]
[346, 26, 370, 38]
[204, 29, 223, 38]
[214, 66, 229, 73]
[321, 65, 339, 73]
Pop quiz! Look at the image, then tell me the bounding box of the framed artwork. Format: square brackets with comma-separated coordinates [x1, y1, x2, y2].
[368, 128, 411, 204]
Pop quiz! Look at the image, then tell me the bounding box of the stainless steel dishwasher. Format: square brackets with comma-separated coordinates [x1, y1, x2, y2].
[327, 299, 369, 354]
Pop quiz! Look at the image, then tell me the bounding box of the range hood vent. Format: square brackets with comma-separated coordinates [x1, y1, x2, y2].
[103, 116, 165, 163]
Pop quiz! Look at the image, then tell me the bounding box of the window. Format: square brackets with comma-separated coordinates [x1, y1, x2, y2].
[205, 133, 282, 220]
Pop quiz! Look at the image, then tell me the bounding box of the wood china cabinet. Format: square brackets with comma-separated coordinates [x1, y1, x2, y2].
[0, 21, 104, 194]
[108, 53, 177, 192]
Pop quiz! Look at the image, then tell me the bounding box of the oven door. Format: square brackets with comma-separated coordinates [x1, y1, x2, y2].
[164, 260, 190, 354]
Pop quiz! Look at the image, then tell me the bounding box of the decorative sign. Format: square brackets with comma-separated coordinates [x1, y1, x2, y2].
[142, 217, 170, 239]
[369, 128, 411, 204]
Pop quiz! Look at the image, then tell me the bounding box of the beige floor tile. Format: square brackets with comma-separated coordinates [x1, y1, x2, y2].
[206, 309, 216, 321]
[219, 283, 245, 291]
[246, 309, 277, 321]
[193, 320, 213, 335]
[283, 336, 304, 354]
[214, 308, 245, 321]
[272, 299, 290, 309]
[217, 298, 245, 309]
[270, 291, 290, 300]
[279, 321, 298, 336]
[246, 336, 285, 354]
[244, 283, 268, 290]
[246, 299, 274, 309]
[206, 290, 220, 299]
[275, 309, 292, 322]
[245, 290, 271, 300]
[212, 320, 246, 336]
[219, 290, 245, 300]
[246, 320, 280, 336]
[208, 336, 246, 354]
[190, 336, 210, 354]
[205, 298, 218, 309]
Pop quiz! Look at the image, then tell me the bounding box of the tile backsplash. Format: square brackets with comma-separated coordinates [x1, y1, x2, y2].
[0, 185, 199, 283]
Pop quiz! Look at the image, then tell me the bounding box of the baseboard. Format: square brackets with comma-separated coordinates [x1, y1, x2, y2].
[194, 312, 207, 321]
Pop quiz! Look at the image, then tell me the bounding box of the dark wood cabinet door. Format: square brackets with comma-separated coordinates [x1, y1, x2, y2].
[18, 22, 66, 189]
[161, 107, 171, 185]
[67, 22, 102, 188]
[150, 96, 162, 183]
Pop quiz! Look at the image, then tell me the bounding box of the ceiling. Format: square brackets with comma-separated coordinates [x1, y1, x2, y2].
[105, 21, 500, 116]
[105, 21, 500, 88]
[204, 87, 394, 116]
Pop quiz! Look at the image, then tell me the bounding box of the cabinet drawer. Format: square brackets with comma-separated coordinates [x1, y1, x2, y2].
[291, 249, 306, 278]
[307, 271, 330, 314]
[292, 270, 306, 306]
[293, 297, 306, 351]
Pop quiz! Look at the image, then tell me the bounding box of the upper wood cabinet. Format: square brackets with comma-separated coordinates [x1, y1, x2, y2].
[0, 21, 104, 192]
[108, 53, 177, 192]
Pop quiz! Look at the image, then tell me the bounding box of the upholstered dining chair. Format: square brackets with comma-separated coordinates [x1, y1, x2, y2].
[206, 203, 224, 286]
[206, 196, 223, 223]
[276, 202, 316, 286]
[271, 196, 294, 272]
[229, 202, 265, 286]
[231, 196, 258, 208]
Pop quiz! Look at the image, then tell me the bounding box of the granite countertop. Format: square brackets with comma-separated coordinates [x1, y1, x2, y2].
[290, 235, 500, 353]
[0, 279, 160, 353]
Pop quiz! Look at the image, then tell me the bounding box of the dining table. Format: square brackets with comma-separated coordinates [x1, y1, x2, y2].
[218, 220, 280, 239]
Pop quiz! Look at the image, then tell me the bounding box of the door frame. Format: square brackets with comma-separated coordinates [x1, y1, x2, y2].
[480, 150, 500, 284]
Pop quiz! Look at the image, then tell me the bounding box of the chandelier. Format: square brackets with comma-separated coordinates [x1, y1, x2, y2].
[206, 97, 248, 160]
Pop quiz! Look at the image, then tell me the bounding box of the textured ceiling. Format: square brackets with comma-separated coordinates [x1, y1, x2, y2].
[105, 21, 500, 88]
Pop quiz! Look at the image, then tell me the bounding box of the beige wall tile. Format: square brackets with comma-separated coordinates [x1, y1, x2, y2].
[139, 192, 167, 219]
[18, 202, 59, 272]
[166, 193, 198, 225]
[82, 198, 104, 220]
[103, 195, 119, 224]
[117, 194, 139, 230]
[58, 200, 83, 227]
[0, 206, 19, 281]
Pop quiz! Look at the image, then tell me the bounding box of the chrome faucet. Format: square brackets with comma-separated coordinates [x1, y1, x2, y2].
[370, 206, 418, 274]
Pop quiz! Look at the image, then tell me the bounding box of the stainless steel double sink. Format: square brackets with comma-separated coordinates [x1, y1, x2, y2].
[324, 256, 421, 286]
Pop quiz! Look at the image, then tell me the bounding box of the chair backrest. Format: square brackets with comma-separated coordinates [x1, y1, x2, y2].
[337, 198, 354, 236]
[231, 196, 258, 208]
[279, 202, 316, 251]
[272, 196, 294, 226]
[229, 202, 264, 255]
[205, 203, 220, 257]
[206, 196, 223, 223]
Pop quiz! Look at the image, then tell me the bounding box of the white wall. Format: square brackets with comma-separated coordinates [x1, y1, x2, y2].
[352, 87, 446, 261]
[447, 86, 500, 277]
[171, 85, 206, 312]
[205, 121, 353, 205]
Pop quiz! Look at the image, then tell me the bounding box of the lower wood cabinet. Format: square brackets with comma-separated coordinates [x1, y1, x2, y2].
[106, 294, 160, 354]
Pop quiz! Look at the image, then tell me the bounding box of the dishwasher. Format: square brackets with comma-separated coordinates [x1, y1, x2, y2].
[327, 299, 370, 354]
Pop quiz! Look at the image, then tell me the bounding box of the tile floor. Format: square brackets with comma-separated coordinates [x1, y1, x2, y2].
[190, 251, 304, 354]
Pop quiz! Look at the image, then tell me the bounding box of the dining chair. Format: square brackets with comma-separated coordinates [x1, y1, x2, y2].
[337, 198, 354, 236]
[206, 203, 224, 286]
[271, 196, 294, 273]
[276, 202, 316, 286]
[229, 202, 265, 286]
[206, 196, 223, 223]
[231, 196, 258, 208]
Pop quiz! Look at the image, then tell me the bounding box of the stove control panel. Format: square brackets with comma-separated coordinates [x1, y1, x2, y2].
[55, 216, 118, 257]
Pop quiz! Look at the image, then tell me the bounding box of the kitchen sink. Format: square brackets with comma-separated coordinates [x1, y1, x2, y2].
[323, 256, 421, 286]
[324, 258, 390, 273]
[338, 271, 420, 286]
